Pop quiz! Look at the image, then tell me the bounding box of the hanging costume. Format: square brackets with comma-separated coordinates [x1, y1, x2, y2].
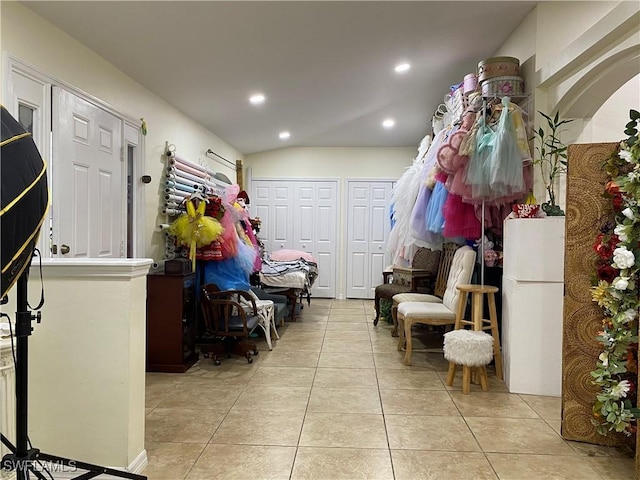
[169, 198, 224, 269]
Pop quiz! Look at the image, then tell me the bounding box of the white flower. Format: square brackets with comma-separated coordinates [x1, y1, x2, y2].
[619, 149, 633, 163]
[623, 309, 637, 323]
[622, 208, 635, 221]
[610, 380, 631, 399]
[614, 224, 629, 243]
[599, 352, 609, 367]
[612, 247, 635, 270]
[613, 277, 629, 291]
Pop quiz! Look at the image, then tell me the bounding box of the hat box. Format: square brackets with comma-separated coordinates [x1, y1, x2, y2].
[477, 56, 520, 82]
[463, 73, 478, 95]
[481, 76, 524, 97]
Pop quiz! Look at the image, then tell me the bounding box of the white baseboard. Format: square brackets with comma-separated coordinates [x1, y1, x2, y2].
[127, 449, 148, 474]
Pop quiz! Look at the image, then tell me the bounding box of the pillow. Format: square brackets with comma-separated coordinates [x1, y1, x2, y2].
[270, 249, 317, 263]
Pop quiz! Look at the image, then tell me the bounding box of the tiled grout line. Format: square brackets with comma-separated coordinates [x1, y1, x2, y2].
[288, 300, 327, 480]
[448, 379, 500, 479]
[175, 329, 281, 478]
[371, 316, 398, 480]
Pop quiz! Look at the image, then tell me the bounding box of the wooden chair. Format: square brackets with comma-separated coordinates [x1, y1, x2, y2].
[389, 242, 459, 336]
[199, 284, 260, 365]
[372, 247, 441, 326]
[396, 245, 476, 365]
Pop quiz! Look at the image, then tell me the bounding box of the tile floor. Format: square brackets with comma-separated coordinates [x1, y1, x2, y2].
[143, 299, 635, 480]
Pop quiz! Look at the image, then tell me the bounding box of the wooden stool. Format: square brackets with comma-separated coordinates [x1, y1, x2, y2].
[452, 284, 503, 380]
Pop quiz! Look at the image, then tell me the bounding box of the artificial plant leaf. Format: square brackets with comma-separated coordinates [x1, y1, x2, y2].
[630, 109, 640, 121]
[539, 111, 552, 122]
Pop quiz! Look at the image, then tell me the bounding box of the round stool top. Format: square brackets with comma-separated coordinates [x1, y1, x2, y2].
[456, 284, 499, 294]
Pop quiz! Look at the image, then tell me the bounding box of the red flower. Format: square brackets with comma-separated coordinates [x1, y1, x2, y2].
[595, 242, 614, 260]
[612, 192, 624, 210]
[597, 264, 618, 283]
[606, 181, 620, 195]
[609, 234, 620, 246]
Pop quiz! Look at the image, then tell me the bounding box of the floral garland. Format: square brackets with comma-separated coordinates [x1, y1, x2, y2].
[591, 109, 640, 436]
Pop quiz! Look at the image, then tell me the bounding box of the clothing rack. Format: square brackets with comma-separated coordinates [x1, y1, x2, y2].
[477, 93, 531, 286]
[206, 148, 235, 168]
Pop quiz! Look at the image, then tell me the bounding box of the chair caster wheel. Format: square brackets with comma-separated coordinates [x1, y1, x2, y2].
[253, 349, 259, 356]
[214, 360, 221, 366]
[247, 357, 253, 364]
[203, 353, 210, 358]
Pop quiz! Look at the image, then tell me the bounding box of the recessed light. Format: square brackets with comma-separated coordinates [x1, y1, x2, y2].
[382, 118, 395, 129]
[279, 131, 291, 140]
[249, 93, 266, 105]
[394, 63, 411, 74]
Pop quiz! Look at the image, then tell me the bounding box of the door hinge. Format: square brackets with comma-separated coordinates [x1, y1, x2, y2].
[120, 241, 125, 257]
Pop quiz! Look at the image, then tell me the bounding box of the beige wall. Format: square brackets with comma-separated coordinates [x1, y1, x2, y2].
[579, 74, 640, 143]
[492, 6, 537, 63]
[245, 146, 415, 180]
[535, 1, 619, 70]
[1, 2, 241, 261]
[490, 1, 638, 206]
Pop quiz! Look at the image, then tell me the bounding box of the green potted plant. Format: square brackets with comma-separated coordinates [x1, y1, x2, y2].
[533, 111, 574, 216]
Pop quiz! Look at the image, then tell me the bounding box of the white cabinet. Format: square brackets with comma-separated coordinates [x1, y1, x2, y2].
[502, 218, 565, 396]
[251, 179, 338, 298]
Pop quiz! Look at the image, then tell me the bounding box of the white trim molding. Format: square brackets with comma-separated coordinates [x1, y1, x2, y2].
[29, 258, 153, 279]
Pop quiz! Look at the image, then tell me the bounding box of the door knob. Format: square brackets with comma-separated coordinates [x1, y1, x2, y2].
[60, 244, 70, 254]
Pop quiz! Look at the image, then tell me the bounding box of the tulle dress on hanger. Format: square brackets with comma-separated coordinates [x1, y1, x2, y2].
[425, 180, 448, 234]
[488, 96, 524, 199]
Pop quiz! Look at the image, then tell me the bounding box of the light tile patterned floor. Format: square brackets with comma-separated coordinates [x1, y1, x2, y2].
[143, 299, 635, 480]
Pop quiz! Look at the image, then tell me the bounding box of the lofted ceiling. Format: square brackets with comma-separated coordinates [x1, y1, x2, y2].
[23, 1, 536, 155]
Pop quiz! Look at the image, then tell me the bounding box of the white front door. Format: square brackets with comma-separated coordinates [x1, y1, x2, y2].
[52, 87, 123, 257]
[346, 180, 393, 299]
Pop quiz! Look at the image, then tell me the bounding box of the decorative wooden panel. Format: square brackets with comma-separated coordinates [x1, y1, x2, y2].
[562, 142, 630, 448]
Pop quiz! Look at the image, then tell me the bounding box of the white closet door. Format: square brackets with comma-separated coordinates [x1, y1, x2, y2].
[368, 184, 392, 297]
[346, 181, 393, 299]
[252, 179, 337, 298]
[293, 182, 315, 254]
[293, 181, 337, 298]
[271, 183, 293, 253]
[252, 182, 272, 253]
[52, 87, 123, 258]
[346, 183, 370, 298]
[252, 181, 293, 256]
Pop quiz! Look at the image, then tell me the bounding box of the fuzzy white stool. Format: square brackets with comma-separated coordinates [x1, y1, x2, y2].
[443, 329, 494, 394]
